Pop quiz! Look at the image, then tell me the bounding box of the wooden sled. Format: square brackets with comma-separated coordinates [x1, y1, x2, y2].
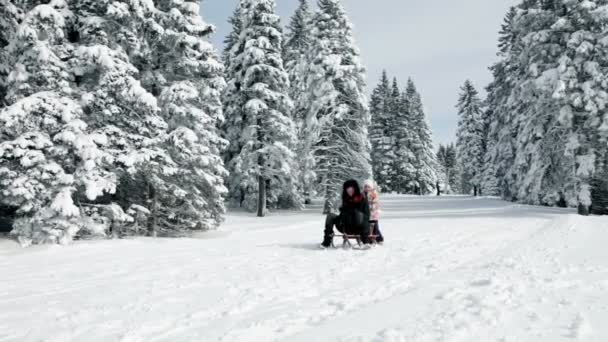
[330, 222, 380, 249]
[331, 233, 379, 248]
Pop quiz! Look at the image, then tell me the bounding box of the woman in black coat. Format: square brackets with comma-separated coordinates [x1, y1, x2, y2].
[320, 180, 371, 248]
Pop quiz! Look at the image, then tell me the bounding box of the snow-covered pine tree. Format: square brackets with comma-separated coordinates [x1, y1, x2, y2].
[304, 0, 371, 212]
[284, 0, 316, 203]
[483, 1, 608, 212]
[480, 62, 506, 197]
[140, 0, 229, 231]
[507, 1, 573, 206]
[393, 88, 417, 194]
[284, 0, 311, 121]
[436, 145, 448, 194]
[405, 79, 437, 195]
[385, 77, 401, 192]
[552, 0, 608, 215]
[221, 5, 244, 171]
[69, 0, 176, 236]
[436, 144, 457, 194]
[483, 4, 530, 202]
[369, 71, 394, 192]
[222, 0, 302, 216]
[446, 143, 459, 192]
[455, 80, 484, 196]
[0, 0, 21, 107]
[0, 1, 116, 245]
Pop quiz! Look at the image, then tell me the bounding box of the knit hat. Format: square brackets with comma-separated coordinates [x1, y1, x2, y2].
[363, 179, 376, 189]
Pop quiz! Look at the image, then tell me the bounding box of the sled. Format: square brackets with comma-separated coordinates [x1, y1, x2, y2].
[331, 233, 379, 249]
[330, 222, 380, 249]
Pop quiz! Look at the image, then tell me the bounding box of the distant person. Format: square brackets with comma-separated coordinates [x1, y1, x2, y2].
[363, 179, 384, 244]
[321, 180, 371, 248]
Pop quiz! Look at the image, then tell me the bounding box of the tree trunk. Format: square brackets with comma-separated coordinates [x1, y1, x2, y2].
[473, 186, 478, 197]
[257, 175, 266, 217]
[436, 181, 441, 196]
[150, 186, 157, 237]
[578, 202, 590, 216]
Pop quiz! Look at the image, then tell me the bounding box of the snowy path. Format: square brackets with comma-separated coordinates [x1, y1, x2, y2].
[1, 196, 607, 342]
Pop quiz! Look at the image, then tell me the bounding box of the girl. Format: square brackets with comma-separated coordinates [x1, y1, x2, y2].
[363, 179, 384, 244]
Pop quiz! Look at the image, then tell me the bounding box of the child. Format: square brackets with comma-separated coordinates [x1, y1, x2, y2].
[363, 179, 384, 244]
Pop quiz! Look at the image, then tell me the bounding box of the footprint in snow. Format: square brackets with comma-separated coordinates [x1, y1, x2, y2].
[564, 314, 592, 339]
[470, 278, 493, 287]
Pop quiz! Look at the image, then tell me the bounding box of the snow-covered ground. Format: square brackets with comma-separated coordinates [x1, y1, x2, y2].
[1, 195, 607, 342]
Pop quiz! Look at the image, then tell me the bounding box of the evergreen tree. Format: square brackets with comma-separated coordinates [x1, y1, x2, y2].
[222, 0, 302, 216]
[456, 80, 484, 196]
[0, 1, 116, 245]
[71, 0, 174, 237]
[0, 0, 21, 107]
[143, 0, 229, 232]
[405, 79, 437, 195]
[222, 6, 244, 172]
[303, 0, 371, 212]
[482, 6, 522, 201]
[437, 144, 457, 194]
[385, 78, 400, 191]
[369, 71, 398, 192]
[553, 0, 608, 215]
[509, 1, 570, 206]
[284, 0, 315, 203]
[393, 89, 417, 193]
[483, 1, 608, 214]
[284, 0, 311, 118]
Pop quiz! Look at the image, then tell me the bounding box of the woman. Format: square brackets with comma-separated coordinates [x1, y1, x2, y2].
[320, 180, 371, 248]
[363, 179, 384, 244]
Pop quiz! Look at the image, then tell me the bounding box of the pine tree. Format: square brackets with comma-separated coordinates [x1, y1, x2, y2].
[553, 0, 608, 215]
[385, 78, 400, 191]
[436, 145, 449, 194]
[284, 0, 315, 203]
[70, 0, 176, 237]
[0, 1, 116, 245]
[369, 71, 393, 192]
[284, 0, 311, 118]
[405, 79, 437, 195]
[482, 5, 523, 201]
[0, 0, 21, 107]
[393, 88, 417, 194]
[508, 1, 571, 206]
[141, 0, 229, 232]
[303, 0, 371, 212]
[222, 6, 244, 172]
[222, 0, 302, 216]
[456, 80, 484, 196]
[484, 1, 608, 214]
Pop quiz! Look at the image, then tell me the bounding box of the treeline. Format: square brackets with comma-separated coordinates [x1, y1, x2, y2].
[0, 0, 228, 245]
[222, 0, 372, 215]
[368, 72, 438, 195]
[457, 0, 608, 215]
[0, 0, 380, 245]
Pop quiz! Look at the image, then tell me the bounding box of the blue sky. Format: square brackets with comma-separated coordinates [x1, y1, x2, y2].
[200, 0, 518, 146]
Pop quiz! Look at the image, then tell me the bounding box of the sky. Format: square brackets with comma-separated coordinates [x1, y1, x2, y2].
[200, 0, 519, 146]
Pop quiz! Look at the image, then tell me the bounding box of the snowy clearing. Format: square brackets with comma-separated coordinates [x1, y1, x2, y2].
[1, 195, 607, 342]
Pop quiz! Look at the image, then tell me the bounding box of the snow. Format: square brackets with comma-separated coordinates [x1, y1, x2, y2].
[0, 196, 606, 341]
